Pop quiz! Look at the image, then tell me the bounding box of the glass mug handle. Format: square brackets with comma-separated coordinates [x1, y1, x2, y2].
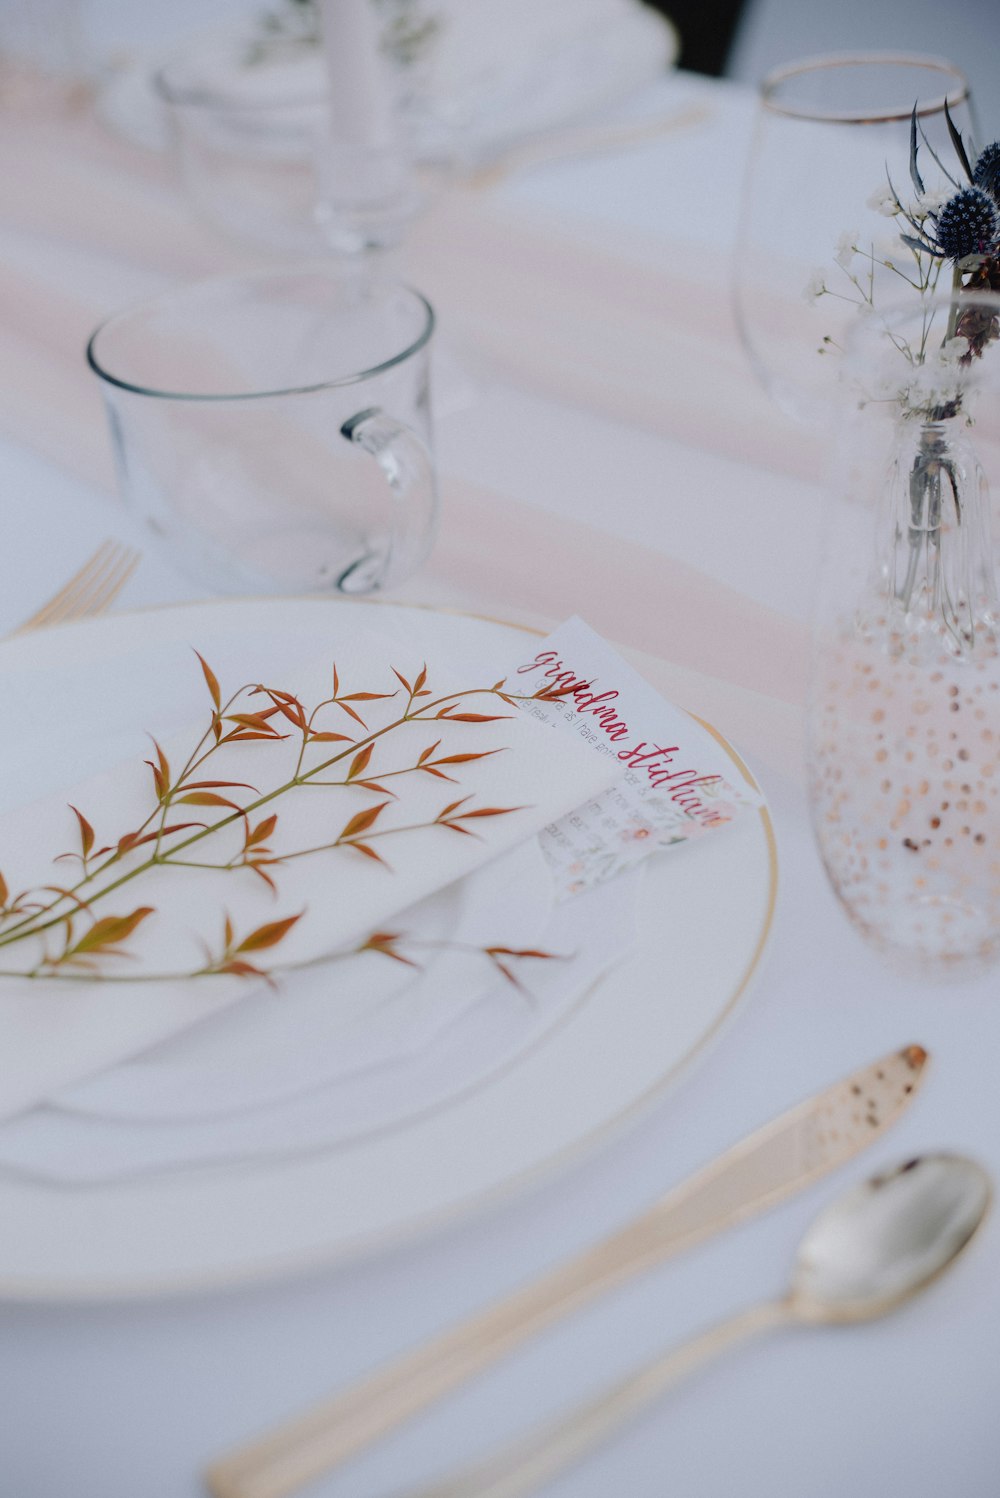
[339, 407, 438, 593]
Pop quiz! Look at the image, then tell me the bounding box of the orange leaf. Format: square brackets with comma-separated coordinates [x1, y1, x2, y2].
[431, 750, 502, 766]
[347, 743, 374, 781]
[355, 780, 395, 796]
[438, 796, 471, 819]
[438, 712, 508, 723]
[364, 930, 401, 947]
[40, 885, 94, 914]
[347, 842, 389, 865]
[273, 700, 307, 729]
[182, 779, 259, 793]
[0, 870, 7, 906]
[222, 731, 289, 743]
[73, 906, 154, 954]
[340, 801, 389, 840]
[144, 738, 171, 801]
[224, 912, 234, 950]
[69, 804, 95, 858]
[370, 944, 419, 968]
[455, 805, 523, 819]
[194, 651, 221, 710]
[340, 691, 395, 702]
[417, 740, 441, 766]
[248, 863, 278, 894]
[176, 792, 244, 810]
[336, 701, 367, 727]
[152, 738, 171, 785]
[392, 667, 412, 693]
[413, 664, 428, 694]
[145, 759, 166, 801]
[119, 823, 203, 856]
[332, 663, 340, 697]
[235, 912, 303, 954]
[308, 730, 353, 743]
[225, 712, 281, 733]
[218, 959, 270, 980]
[490, 959, 522, 991]
[486, 947, 557, 960]
[246, 814, 277, 848]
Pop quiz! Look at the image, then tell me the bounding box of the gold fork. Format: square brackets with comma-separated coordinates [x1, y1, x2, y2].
[11, 540, 141, 635]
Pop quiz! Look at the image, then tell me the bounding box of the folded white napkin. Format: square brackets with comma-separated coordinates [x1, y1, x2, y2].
[57, 839, 552, 1121]
[0, 868, 640, 1184]
[0, 620, 617, 1121]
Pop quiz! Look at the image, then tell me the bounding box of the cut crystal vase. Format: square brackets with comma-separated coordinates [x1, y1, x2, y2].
[807, 290, 1000, 977]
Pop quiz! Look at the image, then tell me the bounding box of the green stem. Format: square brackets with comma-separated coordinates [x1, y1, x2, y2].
[0, 684, 508, 953]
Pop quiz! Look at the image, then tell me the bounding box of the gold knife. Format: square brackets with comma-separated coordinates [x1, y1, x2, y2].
[205, 1044, 928, 1498]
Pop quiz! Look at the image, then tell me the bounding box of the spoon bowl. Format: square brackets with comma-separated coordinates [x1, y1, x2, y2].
[791, 1154, 991, 1324]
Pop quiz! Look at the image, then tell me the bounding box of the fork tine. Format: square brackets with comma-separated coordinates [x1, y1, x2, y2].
[17, 541, 116, 632]
[12, 542, 141, 634]
[75, 548, 141, 620]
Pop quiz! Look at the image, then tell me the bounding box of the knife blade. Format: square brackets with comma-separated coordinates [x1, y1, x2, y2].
[205, 1043, 928, 1498]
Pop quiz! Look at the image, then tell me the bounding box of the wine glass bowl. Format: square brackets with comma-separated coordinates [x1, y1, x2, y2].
[734, 53, 975, 423]
[155, 34, 420, 257]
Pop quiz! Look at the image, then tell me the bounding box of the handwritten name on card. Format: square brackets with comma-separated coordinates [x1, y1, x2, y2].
[509, 619, 761, 897]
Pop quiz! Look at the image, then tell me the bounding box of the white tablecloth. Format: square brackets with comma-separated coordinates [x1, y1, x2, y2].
[0, 69, 996, 1498]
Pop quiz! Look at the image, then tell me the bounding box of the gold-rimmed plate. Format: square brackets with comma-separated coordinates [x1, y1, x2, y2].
[0, 599, 776, 1300]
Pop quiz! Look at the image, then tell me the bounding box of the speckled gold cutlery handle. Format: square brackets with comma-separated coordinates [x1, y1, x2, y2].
[204, 1045, 926, 1498]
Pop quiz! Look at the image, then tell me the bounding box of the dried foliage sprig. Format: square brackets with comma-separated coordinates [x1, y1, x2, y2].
[809, 102, 1000, 399]
[0, 656, 574, 988]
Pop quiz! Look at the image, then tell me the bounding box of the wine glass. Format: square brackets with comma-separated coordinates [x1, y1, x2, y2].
[154, 31, 422, 260]
[734, 53, 976, 423]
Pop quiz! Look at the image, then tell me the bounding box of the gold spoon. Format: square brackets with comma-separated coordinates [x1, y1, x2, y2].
[412, 1155, 991, 1498]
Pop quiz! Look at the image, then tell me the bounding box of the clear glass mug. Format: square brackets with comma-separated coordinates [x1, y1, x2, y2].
[87, 269, 437, 595]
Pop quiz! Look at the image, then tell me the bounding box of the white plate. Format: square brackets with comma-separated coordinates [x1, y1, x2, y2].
[0, 600, 776, 1299]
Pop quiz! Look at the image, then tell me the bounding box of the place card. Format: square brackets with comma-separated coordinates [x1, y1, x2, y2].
[509, 617, 762, 897]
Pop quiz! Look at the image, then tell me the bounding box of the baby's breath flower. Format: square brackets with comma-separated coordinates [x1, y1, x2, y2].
[873, 234, 905, 268]
[834, 230, 859, 271]
[867, 184, 899, 217]
[940, 336, 970, 364]
[803, 269, 826, 303]
[916, 186, 952, 215]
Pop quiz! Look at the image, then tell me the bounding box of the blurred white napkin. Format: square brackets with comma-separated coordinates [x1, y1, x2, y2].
[0, 623, 617, 1122]
[412, 0, 679, 162]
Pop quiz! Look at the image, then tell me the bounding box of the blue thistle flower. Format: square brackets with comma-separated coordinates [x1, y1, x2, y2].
[931, 187, 1000, 261]
[897, 181, 1000, 262]
[973, 142, 1000, 203]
